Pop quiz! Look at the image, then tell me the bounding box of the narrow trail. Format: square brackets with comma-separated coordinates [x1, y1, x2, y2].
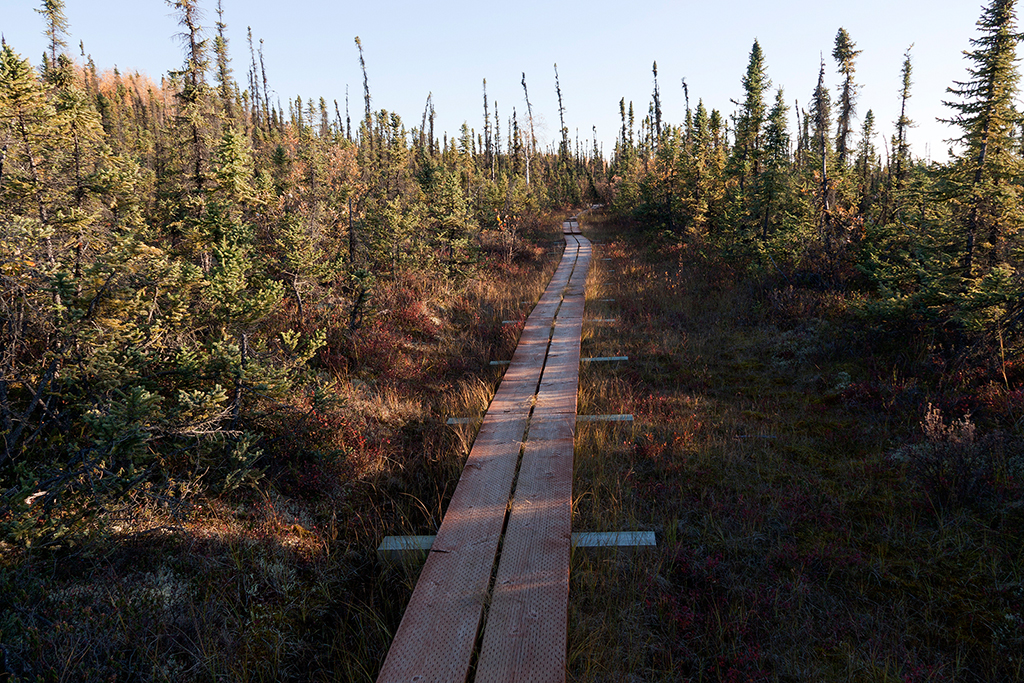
[377, 220, 591, 683]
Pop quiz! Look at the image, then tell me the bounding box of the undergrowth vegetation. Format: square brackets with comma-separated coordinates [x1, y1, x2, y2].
[568, 213, 1023, 682]
[0, 220, 562, 682]
[5, 1, 1024, 680]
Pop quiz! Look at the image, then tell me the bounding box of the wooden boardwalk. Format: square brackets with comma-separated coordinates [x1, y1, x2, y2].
[377, 221, 591, 683]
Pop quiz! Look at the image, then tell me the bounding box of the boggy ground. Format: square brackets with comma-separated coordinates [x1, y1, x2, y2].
[0, 220, 565, 682]
[3, 212, 1022, 682]
[569, 214, 1024, 682]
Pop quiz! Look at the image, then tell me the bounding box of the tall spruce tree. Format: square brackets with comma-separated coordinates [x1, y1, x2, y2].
[811, 59, 833, 170]
[482, 79, 493, 179]
[213, 0, 234, 118]
[554, 64, 569, 161]
[355, 36, 371, 143]
[941, 0, 1024, 276]
[167, 0, 210, 193]
[832, 28, 861, 167]
[856, 109, 879, 210]
[652, 61, 663, 140]
[732, 40, 770, 188]
[36, 0, 70, 67]
[0, 45, 55, 230]
[756, 88, 791, 240]
[811, 58, 836, 268]
[521, 72, 536, 185]
[893, 46, 914, 187]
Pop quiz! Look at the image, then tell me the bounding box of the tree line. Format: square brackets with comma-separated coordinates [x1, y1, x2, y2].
[608, 0, 1024, 368]
[2, 0, 1021, 545]
[0, 0, 596, 545]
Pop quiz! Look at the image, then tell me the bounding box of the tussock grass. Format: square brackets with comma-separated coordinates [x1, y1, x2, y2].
[568, 214, 1024, 682]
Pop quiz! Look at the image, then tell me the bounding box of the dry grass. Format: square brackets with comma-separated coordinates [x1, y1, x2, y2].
[0, 220, 564, 683]
[5, 212, 1021, 682]
[567, 214, 1024, 683]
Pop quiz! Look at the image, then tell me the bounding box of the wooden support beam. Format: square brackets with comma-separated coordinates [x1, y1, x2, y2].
[576, 414, 633, 423]
[572, 531, 657, 552]
[580, 356, 628, 363]
[378, 531, 656, 562]
[377, 535, 436, 562]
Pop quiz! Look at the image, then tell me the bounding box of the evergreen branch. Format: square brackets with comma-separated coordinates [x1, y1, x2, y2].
[1, 357, 58, 469]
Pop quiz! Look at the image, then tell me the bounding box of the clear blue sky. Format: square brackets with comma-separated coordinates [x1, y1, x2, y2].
[3, 0, 990, 162]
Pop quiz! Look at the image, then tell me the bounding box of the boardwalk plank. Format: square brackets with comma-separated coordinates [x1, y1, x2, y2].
[474, 417, 575, 683]
[474, 235, 590, 682]
[376, 412, 529, 683]
[377, 229, 590, 683]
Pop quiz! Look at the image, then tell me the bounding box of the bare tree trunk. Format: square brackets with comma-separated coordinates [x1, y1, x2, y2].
[964, 117, 991, 278]
[231, 333, 248, 430]
[348, 195, 357, 263]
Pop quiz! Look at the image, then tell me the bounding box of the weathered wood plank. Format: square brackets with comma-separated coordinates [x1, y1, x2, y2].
[376, 411, 530, 683]
[474, 417, 576, 683]
[474, 235, 590, 683]
[377, 229, 592, 683]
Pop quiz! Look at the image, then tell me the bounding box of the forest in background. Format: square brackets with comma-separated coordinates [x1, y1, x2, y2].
[1, 0, 1023, 680]
[1, 0, 601, 548]
[610, 14, 1023, 353]
[4, 0, 1022, 547]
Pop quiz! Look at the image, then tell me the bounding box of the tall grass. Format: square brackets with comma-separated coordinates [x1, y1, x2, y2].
[567, 214, 1024, 682]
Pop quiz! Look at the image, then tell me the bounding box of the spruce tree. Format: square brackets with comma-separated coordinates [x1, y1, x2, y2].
[893, 46, 914, 187]
[756, 88, 791, 240]
[811, 58, 836, 268]
[36, 0, 70, 67]
[617, 97, 632, 165]
[832, 28, 861, 167]
[482, 79, 493, 179]
[855, 109, 879, 210]
[167, 0, 211, 193]
[521, 72, 535, 185]
[0, 45, 54, 229]
[355, 36, 371, 141]
[555, 65, 568, 161]
[213, 0, 234, 118]
[652, 61, 663, 140]
[811, 59, 833, 170]
[941, 0, 1024, 276]
[678, 100, 726, 234]
[731, 40, 770, 194]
